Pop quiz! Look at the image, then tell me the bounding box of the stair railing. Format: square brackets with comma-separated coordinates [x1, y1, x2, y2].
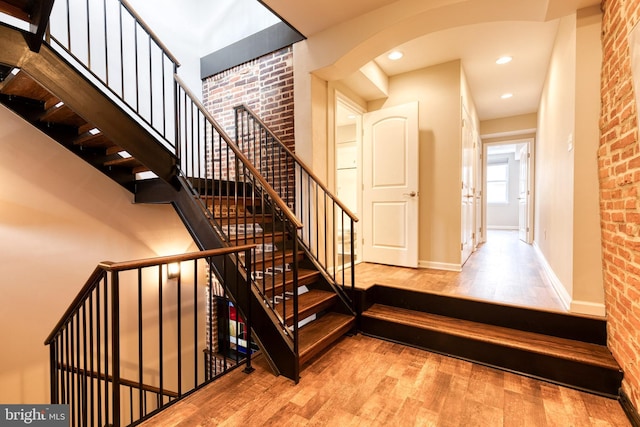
[47, 0, 180, 153]
[234, 104, 359, 309]
[44, 245, 256, 427]
[174, 76, 304, 367]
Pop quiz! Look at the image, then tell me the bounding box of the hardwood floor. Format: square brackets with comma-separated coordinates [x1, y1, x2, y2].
[354, 229, 567, 312]
[140, 334, 629, 426]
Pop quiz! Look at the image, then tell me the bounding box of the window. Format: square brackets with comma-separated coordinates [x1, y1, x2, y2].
[487, 161, 509, 204]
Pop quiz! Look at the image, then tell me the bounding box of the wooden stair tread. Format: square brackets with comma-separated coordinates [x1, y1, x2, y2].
[39, 104, 86, 126]
[228, 233, 285, 245]
[275, 289, 337, 326]
[104, 156, 143, 168]
[75, 132, 110, 147]
[0, 71, 50, 100]
[363, 304, 619, 371]
[256, 268, 321, 294]
[299, 312, 355, 365]
[241, 249, 301, 269]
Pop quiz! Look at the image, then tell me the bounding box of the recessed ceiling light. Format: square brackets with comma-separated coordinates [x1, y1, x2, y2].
[88, 128, 101, 135]
[388, 51, 404, 61]
[54, 101, 64, 108]
[501, 93, 513, 99]
[10, 68, 19, 75]
[496, 56, 513, 65]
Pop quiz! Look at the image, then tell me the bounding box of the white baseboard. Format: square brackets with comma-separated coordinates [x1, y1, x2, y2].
[532, 242, 571, 311]
[570, 300, 606, 317]
[487, 225, 519, 230]
[418, 260, 462, 272]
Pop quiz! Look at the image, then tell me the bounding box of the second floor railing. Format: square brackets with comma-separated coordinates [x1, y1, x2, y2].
[47, 0, 179, 152]
[44, 246, 256, 427]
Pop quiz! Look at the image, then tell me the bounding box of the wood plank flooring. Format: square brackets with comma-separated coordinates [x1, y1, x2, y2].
[354, 230, 567, 312]
[140, 334, 629, 426]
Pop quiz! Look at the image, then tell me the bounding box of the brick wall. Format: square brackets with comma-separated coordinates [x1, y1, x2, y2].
[601, 0, 640, 410]
[202, 46, 295, 151]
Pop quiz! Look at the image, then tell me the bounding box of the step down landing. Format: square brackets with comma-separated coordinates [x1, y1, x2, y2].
[361, 303, 622, 397]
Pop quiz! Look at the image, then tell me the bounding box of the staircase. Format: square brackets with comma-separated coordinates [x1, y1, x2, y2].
[358, 285, 623, 397]
[0, 0, 356, 409]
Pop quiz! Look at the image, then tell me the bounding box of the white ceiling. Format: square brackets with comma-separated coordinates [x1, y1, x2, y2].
[262, 0, 601, 122]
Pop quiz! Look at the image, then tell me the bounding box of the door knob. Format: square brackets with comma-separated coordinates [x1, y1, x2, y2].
[403, 191, 417, 197]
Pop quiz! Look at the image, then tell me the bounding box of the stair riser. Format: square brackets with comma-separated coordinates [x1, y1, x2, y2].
[359, 286, 607, 345]
[360, 316, 622, 398]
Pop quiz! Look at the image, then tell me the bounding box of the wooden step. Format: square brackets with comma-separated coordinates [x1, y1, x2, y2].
[228, 232, 286, 246]
[275, 289, 338, 326]
[38, 103, 86, 126]
[104, 155, 144, 168]
[74, 131, 111, 147]
[241, 249, 302, 271]
[0, 70, 50, 100]
[256, 268, 321, 297]
[298, 312, 355, 366]
[361, 303, 622, 396]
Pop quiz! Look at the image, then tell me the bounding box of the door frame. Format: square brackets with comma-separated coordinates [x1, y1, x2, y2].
[332, 91, 365, 264]
[481, 138, 535, 244]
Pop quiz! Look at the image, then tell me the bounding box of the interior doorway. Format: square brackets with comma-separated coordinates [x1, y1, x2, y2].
[335, 97, 363, 264]
[482, 139, 534, 244]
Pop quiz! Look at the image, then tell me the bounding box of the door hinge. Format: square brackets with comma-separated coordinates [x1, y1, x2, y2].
[461, 243, 464, 251]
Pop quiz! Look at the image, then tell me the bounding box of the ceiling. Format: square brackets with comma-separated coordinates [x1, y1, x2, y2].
[261, 0, 601, 122]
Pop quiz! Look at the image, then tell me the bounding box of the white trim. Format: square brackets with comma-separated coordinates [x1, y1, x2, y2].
[532, 242, 571, 311]
[487, 225, 519, 230]
[570, 300, 606, 317]
[418, 260, 462, 272]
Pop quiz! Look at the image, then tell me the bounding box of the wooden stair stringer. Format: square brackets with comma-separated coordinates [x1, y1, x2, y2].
[0, 23, 176, 185]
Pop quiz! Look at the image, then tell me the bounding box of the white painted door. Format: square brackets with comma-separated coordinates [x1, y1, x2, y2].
[362, 102, 419, 268]
[518, 144, 530, 242]
[461, 108, 475, 264]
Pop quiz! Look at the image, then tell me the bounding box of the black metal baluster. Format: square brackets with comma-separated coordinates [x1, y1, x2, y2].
[193, 259, 198, 388]
[88, 292, 95, 427]
[103, 0, 108, 86]
[137, 268, 143, 421]
[111, 271, 121, 427]
[96, 277, 103, 427]
[85, 0, 91, 70]
[176, 263, 182, 396]
[157, 264, 164, 407]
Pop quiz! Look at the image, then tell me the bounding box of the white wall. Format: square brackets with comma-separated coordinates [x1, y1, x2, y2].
[0, 105, 196, 403]
[535, 13, 576, 302]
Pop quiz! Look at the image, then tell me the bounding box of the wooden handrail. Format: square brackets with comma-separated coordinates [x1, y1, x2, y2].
[235, 104, 360, 223]
[99, 244, 255, 272]
[120, 0, 181, 67]
[174, 74, 303, 230]
[45, 245, 255, 344]
[44, 266, 107, 344]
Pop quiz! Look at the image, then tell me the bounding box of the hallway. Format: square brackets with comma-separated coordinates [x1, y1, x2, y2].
[355, 230, 566, 312]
